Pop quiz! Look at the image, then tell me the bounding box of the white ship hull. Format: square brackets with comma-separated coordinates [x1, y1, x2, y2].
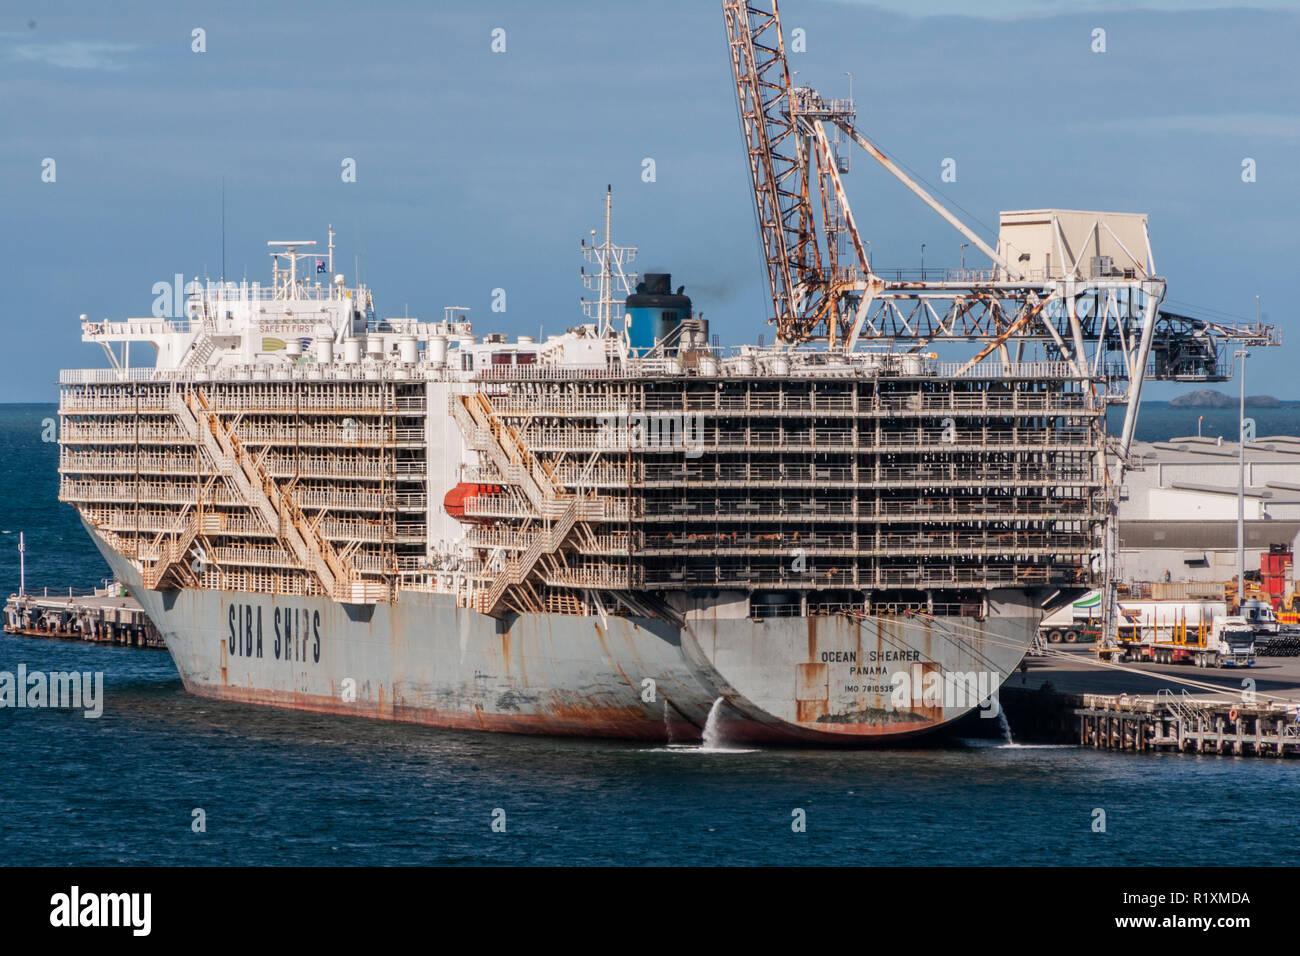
[91, 523, 1034, 744]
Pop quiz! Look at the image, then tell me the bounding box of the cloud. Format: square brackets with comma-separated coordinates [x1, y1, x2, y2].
[7, 40, 138, 71]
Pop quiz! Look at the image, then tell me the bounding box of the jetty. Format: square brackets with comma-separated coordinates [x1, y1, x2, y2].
[1000, 644, 1300, 756]
[3, 581, 163, 649]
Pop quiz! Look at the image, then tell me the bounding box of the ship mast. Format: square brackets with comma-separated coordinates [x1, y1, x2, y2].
[581, 186, 638, 337]
[267, 240, 317, 300]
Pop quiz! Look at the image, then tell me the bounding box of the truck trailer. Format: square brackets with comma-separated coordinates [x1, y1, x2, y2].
[1037, 590, 1102, 644]
[1110, 602, 1256, 668]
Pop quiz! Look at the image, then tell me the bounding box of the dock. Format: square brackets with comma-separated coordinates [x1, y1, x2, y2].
[1000, 644, 1300, 756]
[2, 582, 163, 649]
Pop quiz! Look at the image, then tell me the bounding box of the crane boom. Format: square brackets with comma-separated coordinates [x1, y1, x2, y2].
[724, 0, 824, 344]
[721, 0, 1277, 380]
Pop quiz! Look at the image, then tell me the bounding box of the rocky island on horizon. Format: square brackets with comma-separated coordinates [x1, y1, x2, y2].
[1168, 389, 1283, 409]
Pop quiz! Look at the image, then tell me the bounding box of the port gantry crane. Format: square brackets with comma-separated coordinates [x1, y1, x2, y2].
[722, 0, 1277, 462]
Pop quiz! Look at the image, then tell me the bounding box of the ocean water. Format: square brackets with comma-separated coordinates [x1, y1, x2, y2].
[0, 405, 112, 596]
[3, 401, 1300, 866]
[1107, 401, 1300, 443]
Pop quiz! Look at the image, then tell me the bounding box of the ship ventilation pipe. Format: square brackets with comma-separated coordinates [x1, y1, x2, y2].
[344, 337, 362, 365]
[428, 335, 448, 368]
[398, 336, 418, 364]
[314, 338, 333, 365]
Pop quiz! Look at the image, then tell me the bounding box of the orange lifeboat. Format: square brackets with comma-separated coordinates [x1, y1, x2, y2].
[443, 483, 499, 522]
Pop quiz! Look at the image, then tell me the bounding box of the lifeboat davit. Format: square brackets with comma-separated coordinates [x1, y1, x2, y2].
[444, 483, 499, 522]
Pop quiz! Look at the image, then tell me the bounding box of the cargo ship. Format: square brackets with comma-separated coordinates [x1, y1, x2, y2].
[62, 0, 1226, 744]
[55, 211, 1110, 743]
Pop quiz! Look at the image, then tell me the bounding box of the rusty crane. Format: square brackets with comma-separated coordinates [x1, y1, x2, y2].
[722, 0, 1277, 458]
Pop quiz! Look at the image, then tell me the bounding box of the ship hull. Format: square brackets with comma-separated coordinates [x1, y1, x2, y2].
[89, 525, 1035, 745]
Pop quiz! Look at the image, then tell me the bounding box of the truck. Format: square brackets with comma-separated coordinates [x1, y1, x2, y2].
[1206, 616, 1260, 667]
[1230, 544, 1297, 626]
[1037, 590, 1102, 644]
[1240, 598, 1280, 637]
[1110, 603, 1256, 668]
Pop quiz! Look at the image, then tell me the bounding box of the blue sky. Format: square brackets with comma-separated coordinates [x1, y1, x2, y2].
[1, 0, 1296, 400]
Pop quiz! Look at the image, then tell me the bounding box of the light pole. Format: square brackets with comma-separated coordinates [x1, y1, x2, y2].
[844, 71, 853, 104]
[1197, 414, 1203, 438]
[1236, 347, 1250, 606]
[920, 243, 926, 280]
[960, 242, 968, 273]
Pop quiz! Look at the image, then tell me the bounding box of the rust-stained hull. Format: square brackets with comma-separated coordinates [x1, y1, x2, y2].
[88, 526, 1035, 746]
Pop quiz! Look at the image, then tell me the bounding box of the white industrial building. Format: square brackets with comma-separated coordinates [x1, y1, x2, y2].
[1116, 436, 1300, 583]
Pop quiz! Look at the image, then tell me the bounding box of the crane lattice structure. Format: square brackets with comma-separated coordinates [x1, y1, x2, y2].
[722, 0, 1277, 459]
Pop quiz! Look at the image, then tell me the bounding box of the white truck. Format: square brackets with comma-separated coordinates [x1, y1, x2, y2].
[1240, 598, 1279, 637]
[1044, 591, 1259, 667]
[1202, 616, 1258, 668]
[1113, 603, 1256, 668]
[1037, 590, 1102, 644]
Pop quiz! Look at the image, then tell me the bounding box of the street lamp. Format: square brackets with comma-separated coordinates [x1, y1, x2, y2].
[960, 242, 968, 273]
[1235, 347, 1250, 605]
[920, 243, 926, 280]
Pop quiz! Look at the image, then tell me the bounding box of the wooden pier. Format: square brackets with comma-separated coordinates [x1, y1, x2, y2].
[998, 645, 1300, 757]
[2, 583, 163, 649]
[1075, 691, 1300, 756]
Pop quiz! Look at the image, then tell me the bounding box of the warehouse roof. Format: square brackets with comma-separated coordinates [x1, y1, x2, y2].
[1120, 520, 1300, 550]
[1130, 437, 1300, 465]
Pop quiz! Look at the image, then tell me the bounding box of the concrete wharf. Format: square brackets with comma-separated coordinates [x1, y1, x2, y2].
[999, 645, 1300, 756]
[2, 582, 163, 649]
